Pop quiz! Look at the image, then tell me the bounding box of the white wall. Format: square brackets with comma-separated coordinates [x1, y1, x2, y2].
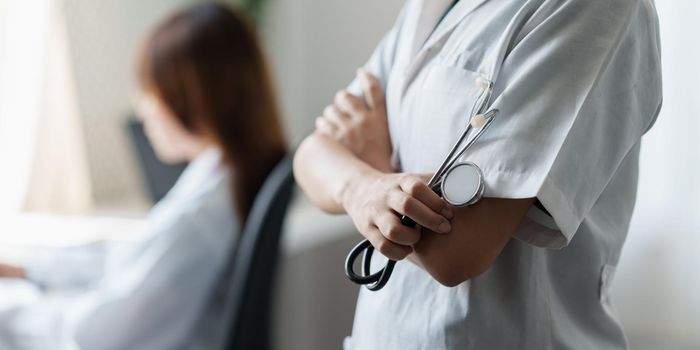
[61, 0, 197, 210]
[261, 0, 404, 144]
[612, 1, 700, 348]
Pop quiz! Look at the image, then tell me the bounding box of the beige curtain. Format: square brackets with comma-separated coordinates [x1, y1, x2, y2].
[22, 1, 93, 213]
[0, 0, 92, 214]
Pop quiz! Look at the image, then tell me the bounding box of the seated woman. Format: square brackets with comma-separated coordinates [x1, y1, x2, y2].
[0, 3, 286, 349]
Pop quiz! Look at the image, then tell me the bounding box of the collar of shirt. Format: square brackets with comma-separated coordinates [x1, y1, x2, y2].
[166, 147, 227, 200]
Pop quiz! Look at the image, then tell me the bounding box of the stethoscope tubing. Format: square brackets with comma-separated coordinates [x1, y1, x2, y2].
[345, 239, 396, 291]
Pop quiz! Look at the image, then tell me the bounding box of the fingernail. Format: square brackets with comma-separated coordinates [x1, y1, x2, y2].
[441, 207, 454, 219]
[439, 221, 451, 233]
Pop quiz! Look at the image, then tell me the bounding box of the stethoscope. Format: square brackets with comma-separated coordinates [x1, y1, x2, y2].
[344, 76, 498, 291]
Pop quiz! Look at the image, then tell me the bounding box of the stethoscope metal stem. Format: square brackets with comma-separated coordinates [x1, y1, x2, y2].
[429, 108, 497, 188]
[401, 108, 497, 227]
[426, 82, 493, 189]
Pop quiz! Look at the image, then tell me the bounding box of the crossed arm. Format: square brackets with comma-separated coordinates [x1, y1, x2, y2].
[293, 70, 534, 286]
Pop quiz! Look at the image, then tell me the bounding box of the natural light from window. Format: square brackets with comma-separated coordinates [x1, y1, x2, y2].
[0, 0, 50, 213]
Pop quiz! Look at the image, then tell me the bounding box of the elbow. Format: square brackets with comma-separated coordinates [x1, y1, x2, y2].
[292, 134, 313, 183]
[292, 133, 343, 214]
[430, 265, 490, 288]
[292, 135, 311, 193]
[422, 255, 494, 288]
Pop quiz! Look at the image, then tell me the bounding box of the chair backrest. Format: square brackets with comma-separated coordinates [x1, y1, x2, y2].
[222, 155, 295, 350]
[126, 117, 186, 202]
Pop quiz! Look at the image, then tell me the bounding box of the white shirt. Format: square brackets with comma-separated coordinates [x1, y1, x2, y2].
[0, 148, 238, 350]
[345, 0, 662, 349]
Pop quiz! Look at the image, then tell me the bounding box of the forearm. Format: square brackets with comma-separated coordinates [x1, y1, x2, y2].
[0, 264, 26, 279]
[409, 197, 535, 286]
[293, 131, 378, 214]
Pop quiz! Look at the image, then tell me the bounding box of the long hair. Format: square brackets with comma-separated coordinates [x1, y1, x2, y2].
[138, 2, 287, 221]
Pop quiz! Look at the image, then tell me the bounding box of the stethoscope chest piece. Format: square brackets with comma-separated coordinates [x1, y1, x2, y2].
[440, 161, 484, 207]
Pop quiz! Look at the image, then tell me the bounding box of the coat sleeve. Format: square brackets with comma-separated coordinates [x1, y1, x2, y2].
[464, 0, 662, 248]
[24, 242, 114, 291]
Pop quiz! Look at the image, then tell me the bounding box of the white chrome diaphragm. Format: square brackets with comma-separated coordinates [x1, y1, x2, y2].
[440, 161, 484, 207]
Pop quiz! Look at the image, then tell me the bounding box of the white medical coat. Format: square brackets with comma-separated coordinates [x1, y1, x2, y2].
[0, 148, 238, 350]
[345, 0, 662, 348]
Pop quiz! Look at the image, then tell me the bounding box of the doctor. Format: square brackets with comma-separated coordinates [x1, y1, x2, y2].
[294, 0, 662, 348]
[0, 3, 286, 349]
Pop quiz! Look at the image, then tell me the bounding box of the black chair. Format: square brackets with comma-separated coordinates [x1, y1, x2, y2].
[221, 155, 296, 350]
[126, 117, 187, 203]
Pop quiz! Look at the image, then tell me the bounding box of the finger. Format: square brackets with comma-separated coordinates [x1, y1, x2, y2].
[389, 191, 452, 234]
[400, 175, 454, 219]
[376, 213, 421, 245]
[334, 90, 366, 116]
[414, 173, 433, 183]
[323, 104, 351, 126]
[358, 68, 386, 111]
[315, 116, 338, 137]
[365, 226, 412, 261]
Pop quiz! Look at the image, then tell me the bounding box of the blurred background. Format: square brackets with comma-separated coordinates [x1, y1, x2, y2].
[0, 0, 697, 349]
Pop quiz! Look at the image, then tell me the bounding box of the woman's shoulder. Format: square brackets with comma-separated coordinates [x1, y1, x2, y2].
[147, 171, 239, 248]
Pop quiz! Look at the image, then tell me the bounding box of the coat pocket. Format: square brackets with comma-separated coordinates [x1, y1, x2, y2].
[407, 63, 487, 171]
[599, 264, 618, 316]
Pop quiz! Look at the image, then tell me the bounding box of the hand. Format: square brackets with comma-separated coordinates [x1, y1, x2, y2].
[340, 170, 454, 260]
[316, 69, 394, 173]
[0, 263, 26, 279]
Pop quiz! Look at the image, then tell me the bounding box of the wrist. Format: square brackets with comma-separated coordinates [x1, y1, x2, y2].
[336, 167, 380, 212]
[373, 156, 395, 174]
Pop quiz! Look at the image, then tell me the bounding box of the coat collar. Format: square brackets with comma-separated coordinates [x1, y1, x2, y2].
[407, 0, 454, 59]
[167, 147, 226, 200]
[407, 0, 491, 64]
[419, 0, 488, 51]
[400, 0, 491, 97]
